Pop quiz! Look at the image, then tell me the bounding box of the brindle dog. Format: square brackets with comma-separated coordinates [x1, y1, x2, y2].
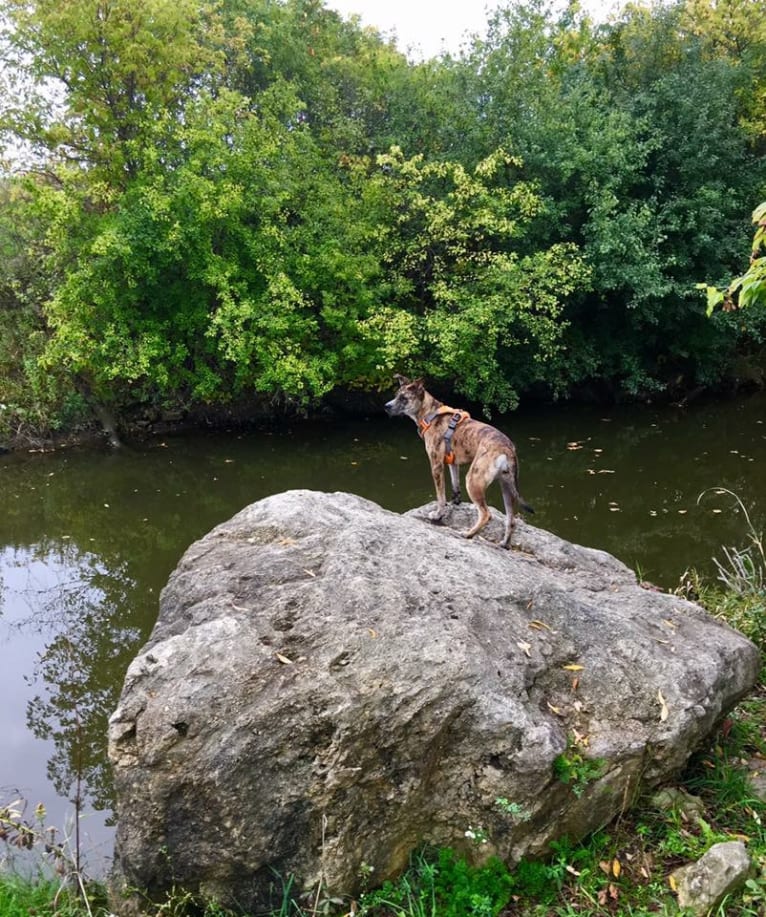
[385, 375, 534, 548]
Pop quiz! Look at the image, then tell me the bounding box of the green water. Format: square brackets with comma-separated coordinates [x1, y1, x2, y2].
[1, 392, 765, 873]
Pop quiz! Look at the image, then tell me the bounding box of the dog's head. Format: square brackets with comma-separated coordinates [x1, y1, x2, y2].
[385, 375, 426, 419]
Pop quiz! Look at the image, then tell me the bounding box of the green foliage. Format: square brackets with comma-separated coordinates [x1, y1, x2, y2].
[702, 201, 766, 315]
[553, 738, 605, 797]
[1, 0, 766, 436]
[359, 847, 513, 917]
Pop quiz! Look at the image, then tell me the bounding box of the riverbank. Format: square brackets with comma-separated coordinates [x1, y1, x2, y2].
[2, 376, 761, 457]
[3, 578, 764, 917]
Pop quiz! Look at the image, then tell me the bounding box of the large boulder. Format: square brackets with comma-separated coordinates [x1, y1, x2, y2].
[108, 490, 759, 913]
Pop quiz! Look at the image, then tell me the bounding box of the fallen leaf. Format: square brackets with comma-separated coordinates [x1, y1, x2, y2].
[612, 858, 621, 878]
[529, 619, 552, 631]
[368, 628, 378, 638]
[517, 640, 532, 657]
[275, 653, 294, 665]
[609, 883, 619, 901]
[657, 689, 669, 722]
[304, 569, 317, 577]
[598, 861, 611, 876]
[571, 676, 580, 693]
[668, 874, 678, 892]
[562, 664, 584, 671]
[546, 701, 564, 716]
[565, 864, 581, 876]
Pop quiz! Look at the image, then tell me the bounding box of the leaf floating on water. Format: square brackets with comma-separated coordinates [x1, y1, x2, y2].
[657, 689, 669, 722]
[597, 469, 615, 474]
[275, 652, 294, 665]
[566, 442, 584, 451]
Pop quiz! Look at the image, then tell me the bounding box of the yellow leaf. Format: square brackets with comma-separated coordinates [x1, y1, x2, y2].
[658, 689, 669, 722]
[668, 874, 677, 892]
[562, 664, 584, 671]
[612, 858, 621, 878]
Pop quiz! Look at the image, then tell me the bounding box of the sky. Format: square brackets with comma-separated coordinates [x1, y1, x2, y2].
[325, 0, 494, 59]
[325, 0, 621, 60]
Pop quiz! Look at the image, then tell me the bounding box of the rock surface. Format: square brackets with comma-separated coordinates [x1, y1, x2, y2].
[672, 841, 753, 914]
[108, 491, 760, 913]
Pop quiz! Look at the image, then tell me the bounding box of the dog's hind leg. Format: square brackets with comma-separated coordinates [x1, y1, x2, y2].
[461, 459, 493, 541]
[498, 471, 518, 548]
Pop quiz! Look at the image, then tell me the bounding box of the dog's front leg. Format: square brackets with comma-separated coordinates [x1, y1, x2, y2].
[428, 454, 448, 524]
[448, 462, 461, 505]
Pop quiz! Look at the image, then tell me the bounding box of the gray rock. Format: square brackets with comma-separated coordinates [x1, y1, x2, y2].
[108, 491, 760, 914]
[649, 787, 706, 822]
[672, 840, 753, 914]
[746, 757, 766, 803]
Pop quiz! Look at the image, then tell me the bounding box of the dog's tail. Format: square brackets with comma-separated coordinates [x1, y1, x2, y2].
[494, 454, 535, 515]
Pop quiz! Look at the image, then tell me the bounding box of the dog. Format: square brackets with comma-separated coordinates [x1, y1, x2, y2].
[385, 375, 534, 548]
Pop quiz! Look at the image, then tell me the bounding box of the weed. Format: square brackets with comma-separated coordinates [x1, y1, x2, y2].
[494, 798, 531, 822]
[697, 488, 766, 597]
[359, 847, 513, 917]
[552, 736, 605, 797]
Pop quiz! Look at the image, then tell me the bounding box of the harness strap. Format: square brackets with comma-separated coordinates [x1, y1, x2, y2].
[444, 411, 469, 464]
[418, 405, 457, 436]
[417, 405, 470, 462]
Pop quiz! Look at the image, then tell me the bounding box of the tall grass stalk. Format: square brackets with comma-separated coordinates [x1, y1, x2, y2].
[697, 488, 765, 596]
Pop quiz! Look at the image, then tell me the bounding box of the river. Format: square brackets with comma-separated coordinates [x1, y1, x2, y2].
[1, 391, 764, 875]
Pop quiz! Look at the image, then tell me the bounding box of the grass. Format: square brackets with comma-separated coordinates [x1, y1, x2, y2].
[3, 510, 766, 917]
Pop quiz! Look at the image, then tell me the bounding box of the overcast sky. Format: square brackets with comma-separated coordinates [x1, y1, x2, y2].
[325, 0, 621, 60]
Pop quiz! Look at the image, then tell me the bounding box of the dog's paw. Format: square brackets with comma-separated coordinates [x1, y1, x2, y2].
[428, 509, 446, 524]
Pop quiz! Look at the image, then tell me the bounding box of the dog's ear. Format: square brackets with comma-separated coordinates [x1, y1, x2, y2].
[393, 373, 410, 386]
[412, 377, 425, 390]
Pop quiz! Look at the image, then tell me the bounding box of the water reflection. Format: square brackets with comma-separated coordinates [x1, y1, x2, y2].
[0, 392, 764, 875]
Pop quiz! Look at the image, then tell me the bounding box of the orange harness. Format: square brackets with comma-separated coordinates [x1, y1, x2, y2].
[418, 406, 470, 464]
